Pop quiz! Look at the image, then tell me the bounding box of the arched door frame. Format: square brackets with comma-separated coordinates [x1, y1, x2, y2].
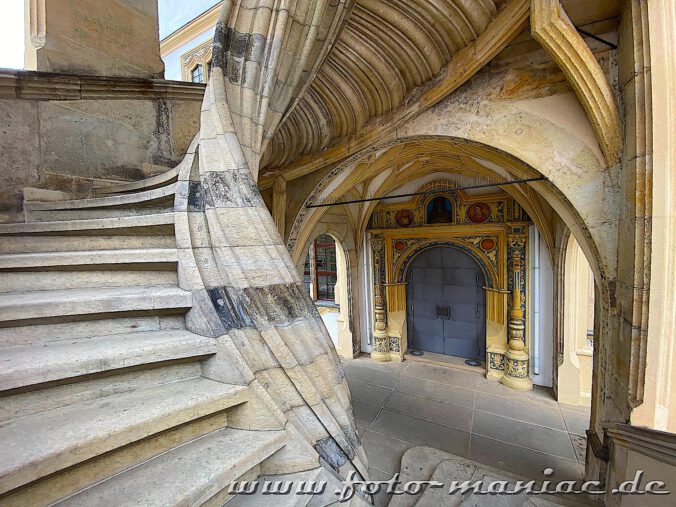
[296, 228, 360, 359]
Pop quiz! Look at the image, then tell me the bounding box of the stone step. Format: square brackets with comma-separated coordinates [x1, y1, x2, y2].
[0, 269, 178, 293]
[0, 315, 185, 348]
[0, 233, 176, 255]
[57, 427, 286, 507]
[95, 167, 178, 196]
[23, 207, 175, 223]
[0, 362, 201, 427]
[0, 213, 174, 235]
[0, 329, 215, 392]
[0, 248, 178, 269]
[24, 183, 176, 211]
[226, 467, 346, 507]
[22, 187, 80, 202]
[0, 378, 249, 495]
[0, 286, 193, 323]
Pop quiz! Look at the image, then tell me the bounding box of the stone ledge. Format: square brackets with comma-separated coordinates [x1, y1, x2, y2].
[0, 69, 206, 101]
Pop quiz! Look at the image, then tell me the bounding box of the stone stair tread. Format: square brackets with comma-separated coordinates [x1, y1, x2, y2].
[22, 187, 80, 202]
[0, 248, 178, 269]
[0, 329, 215, 391]
[58, 427, 287, 507]
[0, 213, 174, 234]
[0, 378, 250, 495]
[226, 467, 344, 507]
[95, 167, 178, 195]
[0, 286, 193, 322]
[24, 184, 176, 211]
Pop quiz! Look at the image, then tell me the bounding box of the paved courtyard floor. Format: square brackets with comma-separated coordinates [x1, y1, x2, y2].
[343, 356, 590, 506]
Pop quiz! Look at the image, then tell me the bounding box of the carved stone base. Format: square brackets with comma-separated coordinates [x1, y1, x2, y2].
[371, 351, 391, 362]
[500, 349, 533, 391]
[371, 332, 391, 362]
[486, 345, 506, 380]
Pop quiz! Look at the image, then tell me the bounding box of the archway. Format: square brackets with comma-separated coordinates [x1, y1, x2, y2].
[406, 246, 486, 361]
[557, 232, 594, 407]
[288, 134, 616, 475]
[299, 231, 357, 359]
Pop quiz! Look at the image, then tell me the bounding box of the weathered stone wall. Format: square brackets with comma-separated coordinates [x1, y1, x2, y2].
[0, 70, 204, 212]
[25, 0, 164, 78]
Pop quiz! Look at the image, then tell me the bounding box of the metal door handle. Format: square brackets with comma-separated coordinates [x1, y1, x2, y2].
[436, 305, 450, 319]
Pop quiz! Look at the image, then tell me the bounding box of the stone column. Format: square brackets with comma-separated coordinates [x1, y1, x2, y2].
[501, 232, 533, 390]
[272, 175, 287, 238]
[370, 237, 390, 362]
[334, 243, 354, 359]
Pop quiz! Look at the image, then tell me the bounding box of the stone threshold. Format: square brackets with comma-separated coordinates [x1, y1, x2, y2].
[403, 350, 485, 374]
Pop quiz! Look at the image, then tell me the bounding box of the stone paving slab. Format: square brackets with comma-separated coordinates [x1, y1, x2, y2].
[343, 355, 590, 506]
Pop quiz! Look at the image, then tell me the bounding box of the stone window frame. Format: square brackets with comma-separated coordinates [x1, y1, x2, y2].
[181, 38, 213, 83]
[303, 235, 339, 304]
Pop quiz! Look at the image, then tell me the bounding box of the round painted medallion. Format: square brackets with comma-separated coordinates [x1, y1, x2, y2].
[394, 240, 406, 252]
[466, 202, 491, 223]
[480, 238, 496, 251]
[395, 209, 414, 227]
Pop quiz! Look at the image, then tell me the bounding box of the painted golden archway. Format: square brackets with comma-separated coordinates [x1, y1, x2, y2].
[375, 226, 508, 365]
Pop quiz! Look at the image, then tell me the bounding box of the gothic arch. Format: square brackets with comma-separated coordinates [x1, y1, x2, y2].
[289, 133, 610, 309]
[295, 222, 361, 358]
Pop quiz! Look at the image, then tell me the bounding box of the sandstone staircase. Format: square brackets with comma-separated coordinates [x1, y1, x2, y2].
[0, 170, 291, 506]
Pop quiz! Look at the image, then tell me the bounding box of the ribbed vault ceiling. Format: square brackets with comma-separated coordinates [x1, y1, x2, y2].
[262, 0, 504, 169]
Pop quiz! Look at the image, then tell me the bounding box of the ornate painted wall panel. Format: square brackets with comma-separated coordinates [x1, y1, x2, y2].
[365, 180, 533, 385]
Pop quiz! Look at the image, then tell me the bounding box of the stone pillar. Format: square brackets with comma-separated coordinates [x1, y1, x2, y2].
[272, 176, 287, 238]
[25, 0, 164, 78]
[334, 243, 354, 359]
[370, 237, 390, 362]
[501, 231, 533, 390]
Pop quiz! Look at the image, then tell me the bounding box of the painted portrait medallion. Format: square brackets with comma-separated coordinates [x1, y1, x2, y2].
[394, 240, 406, 252]
[466, 202, 491, 223]
[480, 238, 496, 251]
[395, 209, 414, 227]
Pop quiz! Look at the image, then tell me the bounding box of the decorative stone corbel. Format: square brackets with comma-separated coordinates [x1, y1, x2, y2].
[531, 0, 622, 167]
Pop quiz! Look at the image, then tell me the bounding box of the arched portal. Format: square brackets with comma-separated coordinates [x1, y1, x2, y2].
[406, 246, 486, 361]
[287, 133, 617, 459]
[557, 232, 594, 406]
[299, 230, 358, 359]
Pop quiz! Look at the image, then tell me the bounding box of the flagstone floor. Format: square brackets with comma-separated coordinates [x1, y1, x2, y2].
[343, 356, 590, 506]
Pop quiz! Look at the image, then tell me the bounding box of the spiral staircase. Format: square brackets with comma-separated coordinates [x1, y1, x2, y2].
[0, 168, 346, 506]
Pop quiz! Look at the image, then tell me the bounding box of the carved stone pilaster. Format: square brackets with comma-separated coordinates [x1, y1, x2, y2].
[501, 232, 533, 390]
[370, 237, 390, 361]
